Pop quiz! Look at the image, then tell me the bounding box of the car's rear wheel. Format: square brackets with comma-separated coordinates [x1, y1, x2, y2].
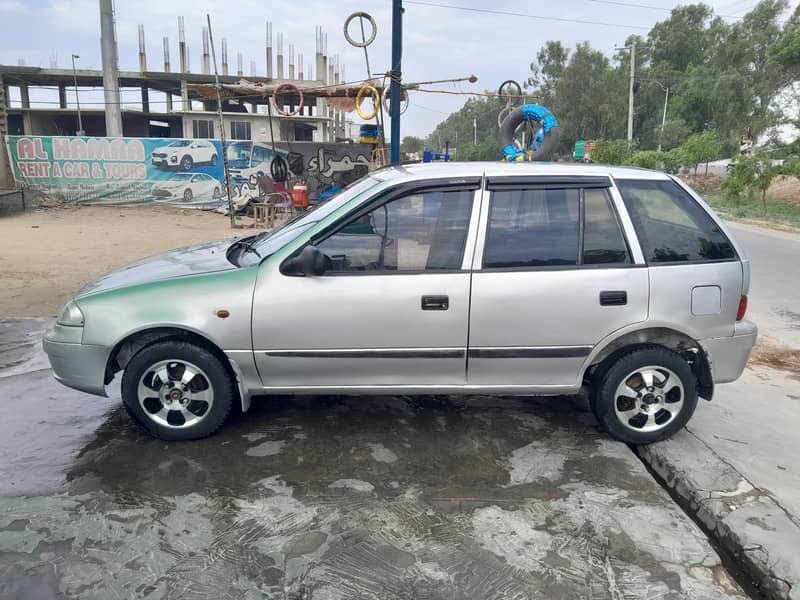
[183, 188, 193, 202]
[590, 346, 697, 444]
[121, 340, 235, 440]
[210, 154, 218, 166]
[180, 155, 193, 171]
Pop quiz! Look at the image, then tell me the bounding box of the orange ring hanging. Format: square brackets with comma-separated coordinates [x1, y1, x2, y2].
[272, 83, 304, 117]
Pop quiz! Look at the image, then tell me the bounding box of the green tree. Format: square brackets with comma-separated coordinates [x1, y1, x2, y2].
[680, 132, 721, 174]
[723, 153, 782, 212]
[401, 136, 424, 153]
[624, 151, 662, 169]
[769, 5, 800, 68]
[590, 140, 632, 165]
[425, 95, 508, 161]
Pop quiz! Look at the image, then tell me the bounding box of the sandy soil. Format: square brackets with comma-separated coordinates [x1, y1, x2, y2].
[0, 205, 253, 317]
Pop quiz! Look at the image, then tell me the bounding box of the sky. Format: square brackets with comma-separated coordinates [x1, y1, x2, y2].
[0, 0, 781, 139]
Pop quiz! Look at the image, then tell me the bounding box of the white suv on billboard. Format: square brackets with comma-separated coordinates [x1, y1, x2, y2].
[151, 140, 219, 171]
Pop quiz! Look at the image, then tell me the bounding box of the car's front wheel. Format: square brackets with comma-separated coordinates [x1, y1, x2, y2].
[590, 346, 697, 444]
[121, 340, 235, 440]
[180, 155, 193, 171]
[183, 188, 193, 202]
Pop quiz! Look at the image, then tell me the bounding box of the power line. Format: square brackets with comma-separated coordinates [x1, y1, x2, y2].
[583, 0, 743, 19]
[403, 0, 651, 30]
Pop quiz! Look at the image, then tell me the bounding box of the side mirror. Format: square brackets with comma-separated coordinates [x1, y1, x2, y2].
[281, 245, 327, 277]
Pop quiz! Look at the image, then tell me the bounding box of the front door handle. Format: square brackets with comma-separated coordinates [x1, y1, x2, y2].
[421, 295, 449, 310]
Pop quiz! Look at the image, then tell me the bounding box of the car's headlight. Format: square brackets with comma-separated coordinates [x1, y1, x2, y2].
[57, 301, 85, 326]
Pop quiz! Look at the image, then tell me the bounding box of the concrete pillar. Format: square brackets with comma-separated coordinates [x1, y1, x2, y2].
[138, 25, 147, 72]
[141, 87, 150, 112]
[19, 85, 30, 109]
[0, 75, 8, 138]
[58, 85, 68, 109]
[165, 92, 173, 113]
[266, 22, 273, 78]
[22, 111, 32, 134]
[181, 80, 190, 112]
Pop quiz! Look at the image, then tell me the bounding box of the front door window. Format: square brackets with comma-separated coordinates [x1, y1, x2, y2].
[316, 189, 474, 273]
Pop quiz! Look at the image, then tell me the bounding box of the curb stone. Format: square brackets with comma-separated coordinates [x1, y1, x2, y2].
[639, 429, 800, 600]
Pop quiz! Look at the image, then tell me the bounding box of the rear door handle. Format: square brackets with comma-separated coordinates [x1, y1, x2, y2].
[421, 295, 449, 310]
[600, 291, 628, 306]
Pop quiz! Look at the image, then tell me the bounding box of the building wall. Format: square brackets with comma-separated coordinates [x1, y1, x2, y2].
[180, 112, 329, 145]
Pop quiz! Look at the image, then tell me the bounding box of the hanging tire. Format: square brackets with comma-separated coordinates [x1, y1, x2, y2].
[590, 345, 697, 444]
[121, 340, 235, 441]
[497, 105, 560, 161]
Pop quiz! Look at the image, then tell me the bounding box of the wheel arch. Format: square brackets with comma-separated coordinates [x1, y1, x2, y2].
[106, 326, 246, 410]
[582, 326, 713, 400]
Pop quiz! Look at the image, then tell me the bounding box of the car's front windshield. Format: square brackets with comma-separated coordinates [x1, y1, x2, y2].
[169, 141, 191, 147]
[230, 174, 389, 267]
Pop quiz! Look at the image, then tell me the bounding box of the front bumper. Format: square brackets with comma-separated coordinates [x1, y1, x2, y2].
[701, 320, 758, 384]
[43, 326, 110, 397]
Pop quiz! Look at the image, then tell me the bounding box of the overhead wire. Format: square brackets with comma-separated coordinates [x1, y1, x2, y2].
[403, 0, 652, 29]
[582, 0, 744, 19]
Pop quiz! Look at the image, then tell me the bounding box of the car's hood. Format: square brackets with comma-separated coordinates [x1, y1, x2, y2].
[76, 238, 237, 297]
[154, 147, 181, 155]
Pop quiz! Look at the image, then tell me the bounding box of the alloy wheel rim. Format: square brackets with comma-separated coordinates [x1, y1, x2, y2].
[137, 359, 214, 429]
[613, 365, 684, 433]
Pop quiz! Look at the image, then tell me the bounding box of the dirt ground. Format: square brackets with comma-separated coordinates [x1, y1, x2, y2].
[0, 205, 253, 317]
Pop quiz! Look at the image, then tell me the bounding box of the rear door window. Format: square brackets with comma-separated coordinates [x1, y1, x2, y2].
[482, 186, 631, 269]
[583, 188, 631, 265]
[616, 179, 735, 263]
[483, 188, 580, 268]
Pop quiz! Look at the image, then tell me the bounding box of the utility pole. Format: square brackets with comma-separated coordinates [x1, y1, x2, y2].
[206, 14, 236, 228]
[627, 40, 636, 144]
[390, 0, 403, 164]
[99, 0, 123, 137]
[71, 54, 84, 136]
[658, 86, 669, 153]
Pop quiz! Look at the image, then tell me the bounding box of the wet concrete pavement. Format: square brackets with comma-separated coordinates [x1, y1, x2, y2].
[0, 319, 747, 599]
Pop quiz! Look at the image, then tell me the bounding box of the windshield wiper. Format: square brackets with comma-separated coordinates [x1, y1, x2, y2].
[229, 238, 262, 258]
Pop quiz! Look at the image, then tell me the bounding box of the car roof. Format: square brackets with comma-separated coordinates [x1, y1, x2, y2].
[373, 161, 672, 183]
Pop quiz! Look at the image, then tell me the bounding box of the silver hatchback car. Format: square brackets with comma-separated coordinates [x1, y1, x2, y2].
[44, 162, 757, 443]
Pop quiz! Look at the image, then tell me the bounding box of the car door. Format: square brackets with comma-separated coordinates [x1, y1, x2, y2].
[467, 175, 649, 387]
[251, 179, 482, 390]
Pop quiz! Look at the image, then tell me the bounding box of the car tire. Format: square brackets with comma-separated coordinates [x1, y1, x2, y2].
[210, 154, 218, 166]
[181, 155, 193, 171]
[183, 188, 193, 202]
[121, 340, 235, 441]
[590, 345, 697, 445]
[212, 187, 220, 198]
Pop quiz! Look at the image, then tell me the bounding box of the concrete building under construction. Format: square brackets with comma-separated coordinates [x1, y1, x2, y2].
[0, 12, 350, 144]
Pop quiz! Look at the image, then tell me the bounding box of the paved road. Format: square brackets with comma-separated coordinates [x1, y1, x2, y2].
[0, 320, 745, 599]
[727, 222, 800, 349]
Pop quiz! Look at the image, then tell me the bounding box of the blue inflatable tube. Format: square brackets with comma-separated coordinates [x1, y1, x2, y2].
[498, 104, 560, 162]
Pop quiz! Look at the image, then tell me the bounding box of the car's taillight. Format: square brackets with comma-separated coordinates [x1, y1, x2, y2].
[736, 295, 748, 321]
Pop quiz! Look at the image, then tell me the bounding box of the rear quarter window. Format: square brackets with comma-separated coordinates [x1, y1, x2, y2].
[616, 179, 736, 264]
